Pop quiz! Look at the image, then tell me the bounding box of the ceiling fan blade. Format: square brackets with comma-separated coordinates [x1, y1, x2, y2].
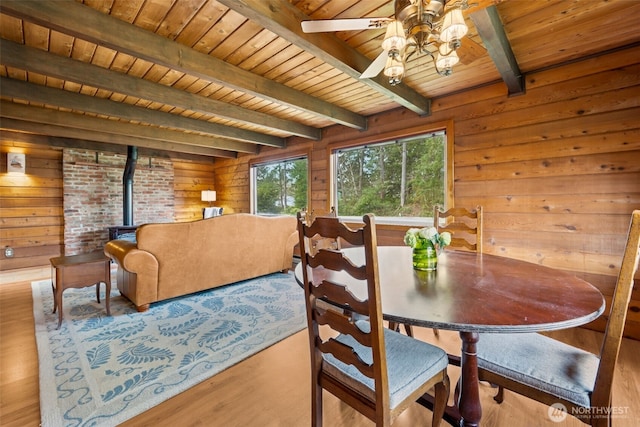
[457, 37, 486, 65]
[301, 18, 391, 33]
[360, 50, 388, 79]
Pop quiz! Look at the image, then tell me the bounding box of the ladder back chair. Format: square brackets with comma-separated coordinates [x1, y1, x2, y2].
[476, 210, 640, 427]
[296, 212, 450, 427]
[434, 205, 483, 253]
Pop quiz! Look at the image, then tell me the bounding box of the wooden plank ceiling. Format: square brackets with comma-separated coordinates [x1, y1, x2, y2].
[1, 0, 639, 160]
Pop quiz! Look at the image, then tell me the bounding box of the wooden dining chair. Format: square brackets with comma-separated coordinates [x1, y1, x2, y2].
[434, 205, 483, 253]
[476, 210, 640, 427]
[296, 212, 450, 427]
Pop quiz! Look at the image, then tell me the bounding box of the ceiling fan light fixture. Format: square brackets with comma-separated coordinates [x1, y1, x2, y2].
[382, 20, 407, 55]
[439, 8, 468, 43]
[301, 0, 470, 85]
[393, 1, 468, 84]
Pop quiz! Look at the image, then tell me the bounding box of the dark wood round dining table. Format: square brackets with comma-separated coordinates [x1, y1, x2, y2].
[294, 245, 605, 427]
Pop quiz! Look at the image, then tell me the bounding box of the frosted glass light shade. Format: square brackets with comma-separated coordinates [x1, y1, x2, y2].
[440, 9, 468, 43]
[381, 20, 407, 53]
[383, 55, 405, 78]
[435, 50, 459, 70]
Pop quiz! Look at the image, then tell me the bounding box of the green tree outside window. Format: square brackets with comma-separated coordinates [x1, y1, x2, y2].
[254, 157, 308, 215]
[335, 133, 445, 218]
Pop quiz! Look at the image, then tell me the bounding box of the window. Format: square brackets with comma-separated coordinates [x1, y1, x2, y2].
[333, 131, 447, 221]
[251, 156, 308, 215]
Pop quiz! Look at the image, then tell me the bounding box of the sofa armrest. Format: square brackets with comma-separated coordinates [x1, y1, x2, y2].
[105, 239, 159, 275]
[104, 239, 137, 268]
[104, 239, 160, 310]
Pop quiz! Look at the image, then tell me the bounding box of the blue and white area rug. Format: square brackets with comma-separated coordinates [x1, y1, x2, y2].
[31, 272, 306, 427]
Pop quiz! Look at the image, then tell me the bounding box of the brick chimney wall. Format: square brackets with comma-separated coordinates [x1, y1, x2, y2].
[63, 148, 175, 255]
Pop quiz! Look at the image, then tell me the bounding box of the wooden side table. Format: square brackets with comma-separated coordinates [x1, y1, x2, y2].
[50, 251, 112, 329]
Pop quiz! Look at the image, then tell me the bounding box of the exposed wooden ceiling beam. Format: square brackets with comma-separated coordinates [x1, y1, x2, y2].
[0, 0, 366, 131]
[471, 5, 525, 96]
[0, 78, 259, 154]
[0, 102, 248, 157]
[1, 118, 237, 158]
[217, 0, 431, 116]
[2, 119, 240, 159]
[0, 40, 293, 145]
[0, 130, 218, 163]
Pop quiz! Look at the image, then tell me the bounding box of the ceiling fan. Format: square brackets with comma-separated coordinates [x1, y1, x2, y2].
[301, 0, 475, 85]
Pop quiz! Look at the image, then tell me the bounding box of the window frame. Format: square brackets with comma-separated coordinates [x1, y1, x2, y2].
[249, 149, 311, 216]
[327, 120, 454, 226]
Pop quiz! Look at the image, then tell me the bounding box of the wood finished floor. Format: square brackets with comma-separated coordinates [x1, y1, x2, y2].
[1, 277, 639, 427]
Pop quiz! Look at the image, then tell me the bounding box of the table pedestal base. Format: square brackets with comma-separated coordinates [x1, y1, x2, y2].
[458, 331, 481, 427]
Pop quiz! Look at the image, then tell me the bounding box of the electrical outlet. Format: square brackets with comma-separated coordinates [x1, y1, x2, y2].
[4, 246, 14, 258]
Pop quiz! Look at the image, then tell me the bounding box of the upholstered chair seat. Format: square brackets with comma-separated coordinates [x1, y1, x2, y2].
[477, 332, 599, 408]
[324, 320, 449, 409]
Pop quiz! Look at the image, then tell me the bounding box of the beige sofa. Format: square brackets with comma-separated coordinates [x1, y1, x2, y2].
[104, 214, 298, 312]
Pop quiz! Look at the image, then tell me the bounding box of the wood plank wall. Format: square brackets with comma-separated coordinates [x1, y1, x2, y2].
[214, 45, 640, 339]
[173, 160, 217, 223]
[0, 139, 215, 272]
[0, 141, 63, 270]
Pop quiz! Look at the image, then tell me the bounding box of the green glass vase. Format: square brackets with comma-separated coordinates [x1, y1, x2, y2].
[412, 246, 438, 271]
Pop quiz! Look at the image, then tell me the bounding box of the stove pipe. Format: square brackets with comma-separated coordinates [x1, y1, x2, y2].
[123, 146, 137, 226]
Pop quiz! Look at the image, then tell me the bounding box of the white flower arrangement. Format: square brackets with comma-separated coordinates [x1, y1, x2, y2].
[404, 226, 452, 250]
